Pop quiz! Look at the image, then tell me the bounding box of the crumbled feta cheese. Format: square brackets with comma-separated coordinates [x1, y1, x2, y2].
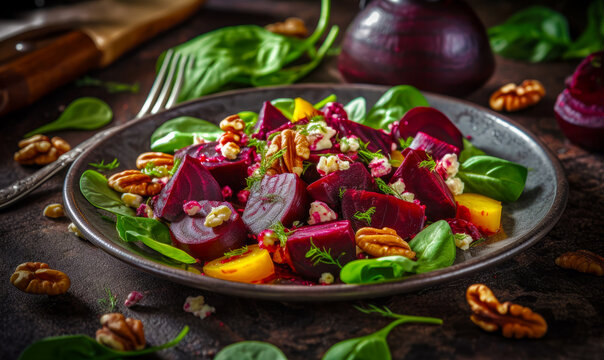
[220, 142, 240, 160]
[308, 201, 338, 225]
[339, 136, 360, 153]
[368, 157, 392, 177]
[306, 122, 337, 151]
[401, 192, 415, 202]
[438, 153, 460, 179]
[183, 296, 215, 319]
[317, 155, 350, 176]
[68, 222, 84, 239]
[454, 233, 473, 250]
[204, 205, 232, 227]
[183, 200, 202, 216]
[319, 272, 335, 285]
[389, 179, 406, 194]
[121, 193, 143, 209]
[446, 177, 465, 196]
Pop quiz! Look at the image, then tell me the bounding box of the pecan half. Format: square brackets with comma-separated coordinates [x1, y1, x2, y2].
[10, 262, 70, 295]
[489, 80, 545, 112]
[355, 227, 416, 259]
[108, 170, 162, 196]
[466, 284, 547, 339]
[266, 17, 309, 38]
[96, 313, 145, 351]
[266, 129, 310, 176]
[555, 250, 604, 276]
[14, 134, 71, 165]
[219, 114, 245, 134]
[136, 152, 174, 169]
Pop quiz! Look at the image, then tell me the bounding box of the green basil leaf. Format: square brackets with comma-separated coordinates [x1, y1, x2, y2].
[488, 6, 571, 62]
[150, 116, 222, 153]
[458, 138, 486, 163]
[24, 97, 112, 138]
[363, 85, 429, 130]
[116, 215, 196, 264]
[214, 341, 287, 360]
[563, 0, 604, 59]
[408, 220, 456, 274]
[339, 256, 417, 284]
[323, 335, 390, 360]
[457, 155, 528, 202]
[79, 170, 135, 216]
[344, 97, 367, 123]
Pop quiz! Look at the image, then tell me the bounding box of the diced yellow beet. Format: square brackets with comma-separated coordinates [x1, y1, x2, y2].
[390, 150, 404, 167]
[454, 193, 502, 234]
[292, 97, 321, 122]
[203, 245, 274, 283]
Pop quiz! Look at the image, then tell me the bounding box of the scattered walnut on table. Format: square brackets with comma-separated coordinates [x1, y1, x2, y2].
[489, 80, 545, 112]
[355, 227, 416, 259]
[96, 313, 146, 351]
[136, 152, 174, 169]
[10, 262, 70, 295]
[555, 250, 604, 276]
[107, 170, 162, 196]
[266, 17, 309, 38]
[266, 129, 310, 176]
[466, 284, 547, 339]
[14, 134, 71, 165]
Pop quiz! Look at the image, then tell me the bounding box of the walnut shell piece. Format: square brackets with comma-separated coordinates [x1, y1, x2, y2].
[466, 284, 547, 339]
[10, 262, 70, 295]
[555, 250, 604, 276]
[96, 313, 146, 351]
[108, 170, 162, 196]
[489, 80, 545, 112]
[355, 227, 416, 259]
[136, 152, 174, 170]
[266, 17, 309, 38]
[265, 129, 310, 176]
[14, 134, 71, 165]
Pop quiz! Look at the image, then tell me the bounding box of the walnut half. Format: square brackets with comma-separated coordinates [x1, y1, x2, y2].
[10, 262, 70, 295]
[466, 284, 547, 339]
[489, 80, 545, 112]
[96, 313, 145, 351]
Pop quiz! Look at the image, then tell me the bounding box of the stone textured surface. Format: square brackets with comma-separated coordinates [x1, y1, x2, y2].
[0, 0, 602, 359]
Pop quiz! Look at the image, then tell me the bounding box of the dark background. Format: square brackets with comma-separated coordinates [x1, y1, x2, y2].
[1, 1, 602, 359]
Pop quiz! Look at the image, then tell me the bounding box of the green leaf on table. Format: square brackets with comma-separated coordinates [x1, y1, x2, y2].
[76, 76, 140, 94]
[150, 116, 222, 153]
[88, 158, 120, 171]
[79, 170, 135, 217]
[363, 85, 429, 130]
[344, 97, 367, 123]
[116, 215, 196, 263]
[457, 155, 528, 202]
[24, 97, 112, 138]
[214, 341, 288, 360]
[487, 6, 571, 62]
[564, 0, 604, 59]
[458, 138, 486, 163]
[18, 326, 189, 360]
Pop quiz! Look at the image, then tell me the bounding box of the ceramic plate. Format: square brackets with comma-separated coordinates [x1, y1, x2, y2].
[63, 84, 568, 301]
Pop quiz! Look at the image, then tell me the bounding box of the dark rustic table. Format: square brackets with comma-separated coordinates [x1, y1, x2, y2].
[1, 1, 603, 359]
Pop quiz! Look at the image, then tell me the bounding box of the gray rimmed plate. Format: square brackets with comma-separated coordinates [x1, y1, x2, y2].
[63, 84, 568, 302]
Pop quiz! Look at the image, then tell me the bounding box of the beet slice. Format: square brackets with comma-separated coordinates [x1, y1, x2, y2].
[341, 189, 425, 239]
[170, 201, 246, 261]
[409, 131, 460, 159]
[242, 173, 309, 234]
[390, 148, 456, 221]
[176, 142, 253, 192]
[307, 162, 376, 210]
[285, 220, 356, 279]
[326, 117, 393, 154]
[392, 107, 463, 150]
[253, 101, 290, 140]
[153, 155, 222, 222]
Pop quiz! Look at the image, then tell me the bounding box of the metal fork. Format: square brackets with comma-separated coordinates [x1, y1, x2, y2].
[0, 49, 193, 210]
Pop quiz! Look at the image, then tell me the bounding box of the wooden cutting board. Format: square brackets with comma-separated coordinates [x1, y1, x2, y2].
[0, 0, 204, 117]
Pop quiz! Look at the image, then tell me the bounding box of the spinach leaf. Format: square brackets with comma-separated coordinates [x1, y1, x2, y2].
[564, 0, 604, 59]
[116, 215, 196, 264]
[214, 341, 288, 360]
[363, 85, 429, 130]
[457, 155, 528, 202]
[24, 97, 112, 138]
[344, 97, 367, 123]
[339, 256, 416, 284]
[19, 326, 189, 360]
[458, 138, 486, 163]
[238, 111, 259, 135]
[408, 220, 455, 274]
[488, 6, 571, 62]
[79, 170, 135, 217]
[150, 116, 222, 153]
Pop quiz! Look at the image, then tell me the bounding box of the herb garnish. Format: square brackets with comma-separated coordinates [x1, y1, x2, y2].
[224, 245, 249, 259]
[399, 136, 414, 149]
[89, 158, 120, 171]
[245, 147, 287, 189]
[357, 140, 384, 164]
[354, 304, 443, 324]
[418, 154, 437, 172]
[338, 187, 347, 199]
[141, 161, 170, 178]
[270, 221, 292, 247]
[470, 237, 487, 247]
[305, 239, 344, 268]
[98, 287, 118, 312]
[353, 207, 376, 225]
[301, 161, 313, 175]
[76, 76, 140, 93]
[374, 177, 401, 198]
[168, 157, 181, 176]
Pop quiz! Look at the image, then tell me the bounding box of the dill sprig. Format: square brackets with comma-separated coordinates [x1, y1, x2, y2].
[301, 161, 313, 175]
[245, 146, 287, 189]
[399, 136, 414, 150]
[357, 140, 384, 164]
[354, 304, 444, 325]
[168, 157, 182, 176]
[470, 237, 487, 247]
[305, 239, 344, 268]
[338, 187, 347, 199]
[224, 245, 249, 258]
[247, 137, 267, 155]
[98, 287, 118, 312]
[418, 154, 437, 172]
[270, 221, 291, 247]
[76, 76, 139, 94]
[89, 158, 120, 171]
[353, 207, 376, 225]
[374, 177, 401, 199]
